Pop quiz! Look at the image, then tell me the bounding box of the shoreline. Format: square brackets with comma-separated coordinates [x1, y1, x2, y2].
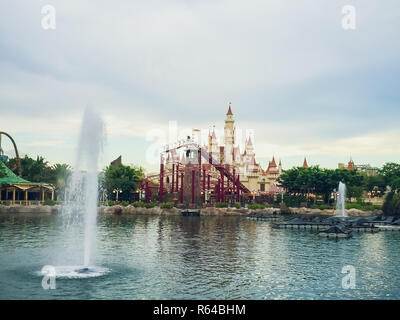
[0, 204, 383, 217]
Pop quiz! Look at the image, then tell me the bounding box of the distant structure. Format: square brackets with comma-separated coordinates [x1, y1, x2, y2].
[338, 158, 377, 176]
[110, 156, 122, 167]
[302, 157, 309, 168]
[161, 105, 284, 198]
[0, 131, 22, 176]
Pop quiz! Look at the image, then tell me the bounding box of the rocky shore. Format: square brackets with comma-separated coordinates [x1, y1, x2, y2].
[0, 204, 383, 217]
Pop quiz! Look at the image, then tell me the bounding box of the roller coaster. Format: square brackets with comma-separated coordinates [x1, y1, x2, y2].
[142, 137, 251, 204]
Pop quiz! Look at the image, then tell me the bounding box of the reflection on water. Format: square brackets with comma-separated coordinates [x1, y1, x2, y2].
[0, 213, 400, 299]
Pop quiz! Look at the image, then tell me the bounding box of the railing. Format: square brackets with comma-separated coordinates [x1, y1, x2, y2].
[0, 200, 45, 206]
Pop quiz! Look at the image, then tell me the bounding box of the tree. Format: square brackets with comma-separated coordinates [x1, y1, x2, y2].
[278, 166, 365, 204]
[7, 155, 49, 182]
[382, 191, 400, 216]
[46, 164, 71, 200]
[362, 175, 386, 194]
[379, 162, 400, 191]
[102, 164, 145, 202]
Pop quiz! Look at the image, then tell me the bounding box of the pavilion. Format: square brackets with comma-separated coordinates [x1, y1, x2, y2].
[0, 160, 54, 205]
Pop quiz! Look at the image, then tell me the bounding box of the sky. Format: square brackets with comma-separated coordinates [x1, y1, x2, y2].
[0, 0, 399, 173]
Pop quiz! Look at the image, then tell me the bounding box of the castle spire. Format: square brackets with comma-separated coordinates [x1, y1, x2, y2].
[302, 157, 308, 168]
[227, 102, 233, 116]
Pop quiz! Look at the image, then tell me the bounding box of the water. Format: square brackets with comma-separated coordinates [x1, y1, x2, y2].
[57, 107, 104, 271]
[336, 182, 347, 217]
[1, 213, 399, 299]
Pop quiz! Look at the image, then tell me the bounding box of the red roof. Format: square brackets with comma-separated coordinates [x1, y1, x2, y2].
[227, 105, 233, 115]
[270, 156, 277, 168]
[302, 157, 308, 168]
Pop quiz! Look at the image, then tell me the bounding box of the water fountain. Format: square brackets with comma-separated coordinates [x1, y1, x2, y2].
[41, 107, 108, 278]
[335, 182, 347, 217]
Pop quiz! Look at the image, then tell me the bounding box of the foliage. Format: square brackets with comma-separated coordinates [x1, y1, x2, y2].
[279, 166, 364, 203]
[248, 203, 268, 209]
[101, 164, 145, 202]
[6, 156, 71, 199]
[276, 194, 307, 207]
[215, 202, 229, 208]
[234, 203, 241, 209]
[43, 199, 59, 206]
[132, 201, 145, 208]
[362, 175, 386, 194]
[347, 186, 363, 199]
[160, 202, 173, 209]
[107, 200, 115, 206]
[382, 192, 400, 216]
[345, 203, 382, 211]
[144, 202, 158, 208]
[120, 201, 129, 207]
[379, 163, 400, 191]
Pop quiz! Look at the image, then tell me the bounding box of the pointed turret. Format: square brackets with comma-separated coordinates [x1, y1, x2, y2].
[302, 157, 308, 168]
[227, 103, 233, 116]
[347, 158, 355, 170]
[270, 156, 277, 168]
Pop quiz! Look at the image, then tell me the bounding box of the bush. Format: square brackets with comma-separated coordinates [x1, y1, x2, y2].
[276, 194, 307, 207]
[382, 192, 400, 216]
[215, 202, 229, 208]
[234, 203, 241, 209]
[248, 203, 268, 210]
[144, 202, 158, 208]
[43, 199, 58, 206]
[132, 201, 145, 208]
[120, 201, 129, 207]
[160, 202, 173, 209]
[107, 200, 115, 206]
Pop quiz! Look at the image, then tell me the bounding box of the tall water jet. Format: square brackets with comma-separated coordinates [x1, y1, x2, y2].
[62, 107, 104, 269]
[335, 182, 347, 217]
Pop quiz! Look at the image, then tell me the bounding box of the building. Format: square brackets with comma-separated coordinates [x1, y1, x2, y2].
[338, 158, 377, 176]
[205, 105, 283, 194]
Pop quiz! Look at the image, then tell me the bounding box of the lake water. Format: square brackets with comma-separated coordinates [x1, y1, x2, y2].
[0, 213, 399, 299]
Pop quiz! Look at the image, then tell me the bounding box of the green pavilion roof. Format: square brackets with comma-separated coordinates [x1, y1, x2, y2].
[0, 160, 33, 184]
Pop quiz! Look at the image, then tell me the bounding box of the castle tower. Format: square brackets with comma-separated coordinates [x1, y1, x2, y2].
[208, 127, 219, 163]
[224, 103, 235, 164]
[302, 157, 309, 168]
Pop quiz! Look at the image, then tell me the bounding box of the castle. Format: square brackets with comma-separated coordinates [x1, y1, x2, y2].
[164, 105, 284, 194]
[205, 105, 283, 194]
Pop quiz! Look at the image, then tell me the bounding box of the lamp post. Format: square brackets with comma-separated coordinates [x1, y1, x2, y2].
[113, 188, 122, 202]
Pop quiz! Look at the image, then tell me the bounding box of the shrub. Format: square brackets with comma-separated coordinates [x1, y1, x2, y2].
[276, 194, 307, 207]
[215, 202, 229, 208]
[120, 201, 129, 207]
[107, 200, 115, 206]
[144, 202, 158, 208]
[160, 202, 173, 209]
[234, 203, 241, 209]
[132, 201, 145, 208]
[43, 199, 58, 206]
[346, 203, 382, 211]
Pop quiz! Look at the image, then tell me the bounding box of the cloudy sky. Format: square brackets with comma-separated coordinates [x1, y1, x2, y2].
[0, 0, 399, 173]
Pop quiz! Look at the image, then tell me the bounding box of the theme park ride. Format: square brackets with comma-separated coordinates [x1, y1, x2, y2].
[0, 131, 22, 176]
[141, 136, 251, 205]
